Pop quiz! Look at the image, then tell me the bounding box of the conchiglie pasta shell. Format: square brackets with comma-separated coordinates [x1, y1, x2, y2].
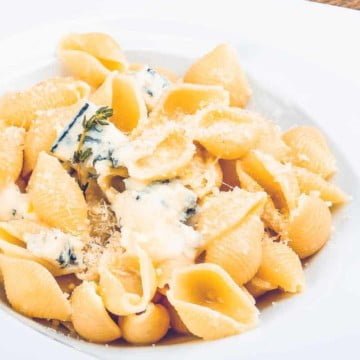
[206, 215, 264, 285]
[90, 72, 147, 132]
[23, 104, 80, 176]
[294, 166, 348, 205]
[167, 263, 259, 340]
[241, 150, 300, 213]
[191, 187, 266, 248]
[119, 303, 170, 345]
[184, 44, 251, 107]
[257, 239, 305, 293]
[283, 126, 337, 178]
[71, 281, 122, 343]
[126, 123, 195, 181]
[28, 152, 88, 234]
[0, 77, 89, 129]
[99, 248, 157, 316]
[0, 255, 71, 320]
[286, 194, 332, 259]
[194, 105, 260, 159]
[58, 32, 128, 87]
[0, 126, 24, 188]
[245, 276, 277, 298]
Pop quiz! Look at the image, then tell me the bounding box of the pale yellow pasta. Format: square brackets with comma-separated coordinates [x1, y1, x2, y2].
[205, 215, 264, 285]
[283, 125, 337, 178]
[184, 44, 251, 108]
[119, 303, 170, 345]
[241, 150, 300, 213]
[236, 161, 286, 234]
[256, 238, 305, 293]
[71, 281, 122, 343]
[245, 276, 277, 298]
[150, 83, 229, 123]
[0, 219, 48, 243]
[58, 32, 128, 87]
[167, 263, 259, 340]
[191, 187, 266, 248]
[178, 146, 222, 199]
[0, 126, 24, 188]
[23, 104, 80, 175]
[98, 248, 157, 315]
[194, 105, 260, 159]
[161, 297, 190, 335]
[286, 194, 332, 259]
[0, 255, 71, 320]
[28, 152, 88, 234]
[294, 166, 348, 205]
[0, 77, 90, 129]
[125, 123, 195, 181]
[91, 72, 147, 132]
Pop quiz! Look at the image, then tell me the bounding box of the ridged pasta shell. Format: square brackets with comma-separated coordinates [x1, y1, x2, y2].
[206, 215, 264, 285]
[167, 263, 259, 340]
[257, 238, 305, 293]
[99, 248, 157, 316]
[283, 126, 337, 178]
[183, 44, 251, 107]
[241, 150, 300, 213]
[194, 105, 260, 159]
[23, 104, 80, 176]
[286, 194, 332, 259]
[294, 166, 348, 205]
[58, 32, 128, 87]
[245, 276, 277, 298]
[91, 72, 147, 132]
[0, 77, 89, 129]
[28, 152, 88, 234]
[236, 161, 286, 233]
[119, 303, 170, 345]
[125, 123, 195, 181]
[178, 146, 222, 199]
[0, 255, 72, 320]
[71, 281, 122, 343]
[191, 187, 266, 248]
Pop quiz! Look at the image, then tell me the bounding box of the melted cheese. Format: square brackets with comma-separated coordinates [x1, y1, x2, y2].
[112, 180, 201, 262]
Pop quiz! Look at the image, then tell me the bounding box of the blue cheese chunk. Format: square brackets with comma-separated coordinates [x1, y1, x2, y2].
[51, 102, 129, 175]
[25, 229, 83, 269]
[131, 66, 170, 110]
[112, 180, 201, 262]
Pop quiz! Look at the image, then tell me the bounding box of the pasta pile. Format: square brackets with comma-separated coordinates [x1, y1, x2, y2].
[0, 32, 348, 345]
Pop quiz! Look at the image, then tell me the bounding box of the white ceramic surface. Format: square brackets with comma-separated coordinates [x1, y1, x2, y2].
[0, 15, 359, 360]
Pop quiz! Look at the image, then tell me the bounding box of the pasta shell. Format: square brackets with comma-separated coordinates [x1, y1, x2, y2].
[58, 32, 128, 87]
[0, 127, 24, 188]
[0, 219, 48, 243]
[205, 215, 264, 285]
[0, 77, 89, 129]
[91, 72, 147, 132]
[286, 194, 332, 259]
[98, 248, 157, 315]
[294, 166, 348, 205]
[236, 161, 286, 234]
[184, 44, 251, 107]
[191, 187, 266, 247]
[125, 123, 195, 181]
[167, 263, 259, 340]
[283, 126, 337, 178]
[0, 255, 71, 320]
[23, 104, 80, 176]
[245, 276, 277, 298]
[119, 303, 170, 345]
[71, 281, 122, 343]
[256, 238, 305, 293]
[150, 83, 229, 123]
[28, 152, 88, 234]
[194, 105, 260, 159]
[241, 150, 300, 213]
[178, 146, 222, 199]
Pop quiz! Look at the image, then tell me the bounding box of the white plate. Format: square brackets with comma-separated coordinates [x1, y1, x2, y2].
[0, 16, 359, 360]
